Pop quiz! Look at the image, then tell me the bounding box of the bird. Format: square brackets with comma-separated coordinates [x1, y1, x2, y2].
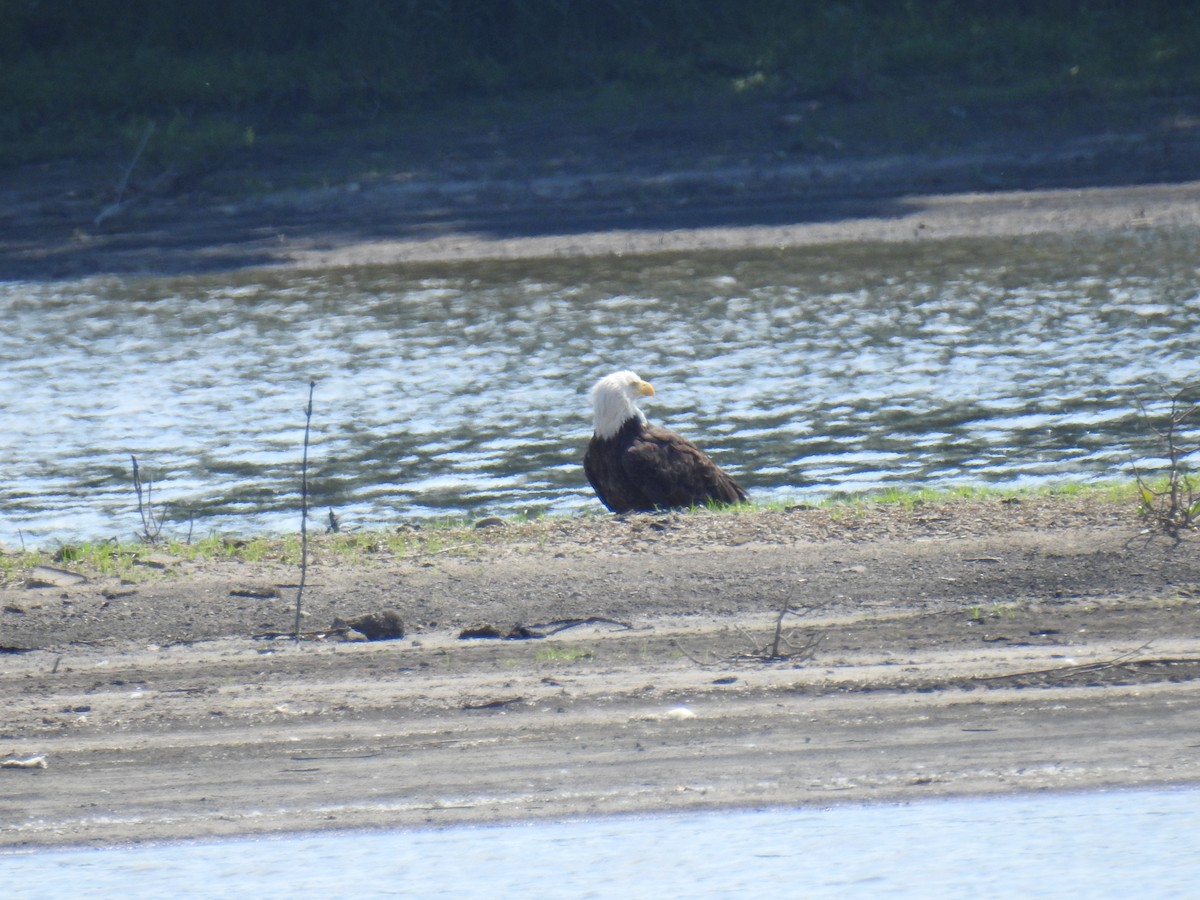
[583, 370, 748, 514]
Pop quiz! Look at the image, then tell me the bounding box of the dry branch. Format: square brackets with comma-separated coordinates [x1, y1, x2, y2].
[95, 121, 155, 225]
[130, 454, 163, 543]
[294, 380, 316, 642]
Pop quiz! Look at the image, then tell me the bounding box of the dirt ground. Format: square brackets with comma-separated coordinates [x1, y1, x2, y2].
[3, 95, 1200, 850]
[2, 495, 1200, 849]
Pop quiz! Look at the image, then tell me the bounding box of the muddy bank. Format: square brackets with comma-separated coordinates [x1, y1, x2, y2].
[3, 497, 1199, 849]
[3, 95, 1199, 280]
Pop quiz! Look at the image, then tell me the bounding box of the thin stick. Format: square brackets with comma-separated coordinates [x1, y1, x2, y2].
[130, 454, 162, 543]
[95, 121, 155, 225]
[294, 380, 316, 642]
[973, 640, 1157, 683]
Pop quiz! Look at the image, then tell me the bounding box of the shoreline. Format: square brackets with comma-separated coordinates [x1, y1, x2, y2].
[11, 172, 1200, 283]
[4, 112, 1199, 281]
[8, 780, 1197, 857]
[284, 178, 1200, 270]
[4, 497, 1200, 850]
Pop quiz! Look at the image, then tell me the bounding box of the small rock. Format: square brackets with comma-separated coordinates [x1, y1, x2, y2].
[1, 755, 48, 769]
[459, 623, 504, 640]
[26, 566, 87, 589]
[342, 610, 405, 640]
[474, 516, 505, 529]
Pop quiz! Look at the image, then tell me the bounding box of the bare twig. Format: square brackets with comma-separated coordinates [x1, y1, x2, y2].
[1133, 384, 1200, 534]
[672, 591, 831, 667]
[130, 454, 163, 543]
[523, 616, 633, 637]
[973, 641, 1162, 683]
[670, 639, 717, 666]
[461, 696, 527, 710]
[95, 121, 155, 225]
[255, 628, 334, 641]
[740, 599, 831, 662]
[294, 380, 316, 643]
[768, 605, 791, 658]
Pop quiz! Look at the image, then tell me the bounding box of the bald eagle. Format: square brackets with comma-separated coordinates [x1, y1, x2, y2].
[583, 371, 748, 514]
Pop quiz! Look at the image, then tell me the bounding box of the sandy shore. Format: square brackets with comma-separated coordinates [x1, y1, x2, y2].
[3, 497, 1199, 849]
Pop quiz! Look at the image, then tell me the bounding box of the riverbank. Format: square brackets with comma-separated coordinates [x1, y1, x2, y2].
[3, 91, 1199, 281]
[3, 494, 1199, 849]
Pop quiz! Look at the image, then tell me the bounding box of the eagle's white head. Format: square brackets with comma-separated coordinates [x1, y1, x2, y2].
[590, 370, 655, 439]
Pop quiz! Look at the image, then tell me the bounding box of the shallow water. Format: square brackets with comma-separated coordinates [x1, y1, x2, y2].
[2, 229, 1198, 547]
[3, 786, 1198, 898]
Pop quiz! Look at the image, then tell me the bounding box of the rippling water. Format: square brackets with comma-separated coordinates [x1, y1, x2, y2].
[3, 786, 1199, 898]
[2, 229, 1198, 547]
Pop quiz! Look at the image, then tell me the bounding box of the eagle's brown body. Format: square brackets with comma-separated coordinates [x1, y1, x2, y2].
[584, 371, 747, 514]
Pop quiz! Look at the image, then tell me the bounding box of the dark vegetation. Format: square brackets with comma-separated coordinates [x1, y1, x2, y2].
[4, 1, 1199, 169]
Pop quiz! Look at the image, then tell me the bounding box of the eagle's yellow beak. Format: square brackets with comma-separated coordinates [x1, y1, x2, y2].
[637, 380, 655, 397]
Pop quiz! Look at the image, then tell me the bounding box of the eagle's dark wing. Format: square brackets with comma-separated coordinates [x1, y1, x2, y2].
[583, 441, 616, 511]
[621, 424, 747, 509]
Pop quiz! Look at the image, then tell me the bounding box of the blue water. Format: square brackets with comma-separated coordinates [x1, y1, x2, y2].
[3, 786, 1197, 898]
[2, 230, 1199, 547]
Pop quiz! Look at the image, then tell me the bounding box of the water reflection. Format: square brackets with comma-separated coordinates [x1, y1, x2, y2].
[1, 230, 1198, 546]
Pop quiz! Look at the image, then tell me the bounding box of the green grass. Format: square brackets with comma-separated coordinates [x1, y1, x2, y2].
[968, 602, 1022, 622]
[0, 540, 145, 583]
[0, 478, 1155, 585]
[758, 479, 1141, 515]
[534, 645, 595, 664]
[167, 533, 288, 563]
